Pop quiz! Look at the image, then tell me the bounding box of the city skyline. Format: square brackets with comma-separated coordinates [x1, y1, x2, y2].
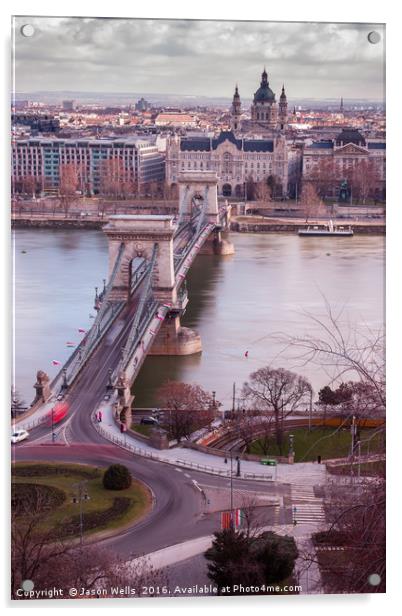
[13, 17, 385, 101]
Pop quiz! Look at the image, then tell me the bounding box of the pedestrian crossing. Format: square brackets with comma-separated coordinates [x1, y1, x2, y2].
[291, 484, 326, 526]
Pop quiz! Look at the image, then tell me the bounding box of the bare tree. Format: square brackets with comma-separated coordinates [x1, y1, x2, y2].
[99, 159, 136, 199]
[308, 158, 337, 199]
[242, 368, 312, 454]
[11, 492, 168, 599]
[274, 300, 385, 412]
[267, 174, 283, 200]
[299, 182, 323, 223]
[348, 159, 381, 204]
[232, 412, 258, 454]
[21, 175, 37, 198]
[157, 381, 215, 442]
[250, 416, 275, 456]
[245, 174, 257, 201]
[59, 163, 79, 216]
[239, 494, 266, 540]
[255, 179, 272, 204]
[11, 387, 26, 418]
[308, 478, 385, 593]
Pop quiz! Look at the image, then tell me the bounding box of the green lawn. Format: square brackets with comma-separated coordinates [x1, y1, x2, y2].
[249, 428, 385, 462]
[12, 462, 152, 539]
[131, 423, 152, 437]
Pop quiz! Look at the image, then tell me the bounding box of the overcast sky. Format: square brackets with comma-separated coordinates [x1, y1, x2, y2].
[13, 17, 385, 100]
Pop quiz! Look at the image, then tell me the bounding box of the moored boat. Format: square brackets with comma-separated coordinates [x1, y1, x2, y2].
[298, 219, 353, 237]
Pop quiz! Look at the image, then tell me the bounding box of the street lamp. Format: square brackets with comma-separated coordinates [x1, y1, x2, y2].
[224, 452, 240, 529]
[289, 433, 295, 457]
[62, 367, 68, 391]
[308, 387, 314, 432]
[72, 481, 90, 547]
[51, 406, 56, 443]
[94, 286, 101, 312]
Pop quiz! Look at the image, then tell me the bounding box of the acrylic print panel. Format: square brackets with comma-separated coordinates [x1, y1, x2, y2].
[11, 16, 385, 600]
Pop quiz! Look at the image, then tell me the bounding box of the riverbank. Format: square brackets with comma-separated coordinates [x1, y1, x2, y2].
[230, 216, 385, 235]
[12, 213, 385, 234]
[12, 215, 105, 230]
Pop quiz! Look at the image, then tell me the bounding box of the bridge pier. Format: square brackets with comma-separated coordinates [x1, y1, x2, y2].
[198, 229, 235, 256]
[115, 371, 134, 429]
[149, 313, 202, 356]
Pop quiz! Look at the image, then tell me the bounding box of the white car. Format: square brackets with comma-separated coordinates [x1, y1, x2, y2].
[11, 429, 29, 444]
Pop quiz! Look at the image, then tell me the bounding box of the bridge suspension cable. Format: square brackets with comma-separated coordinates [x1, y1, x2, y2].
[113, 242, 159, 377]
[176, 184, 189, 228]
[68, 241, 126, 380]
[194, 185, 209, 237]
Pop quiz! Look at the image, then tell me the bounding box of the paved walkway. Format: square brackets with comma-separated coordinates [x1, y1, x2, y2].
[13, 396, 58, 431]
[93, 400, 328, 486]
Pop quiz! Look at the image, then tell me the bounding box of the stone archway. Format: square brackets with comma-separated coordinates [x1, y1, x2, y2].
[177, 172, 219, 225]
[103, 215, 176, 303]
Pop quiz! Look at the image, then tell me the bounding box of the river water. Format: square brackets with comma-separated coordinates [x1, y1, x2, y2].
[13, 229, 384, 408]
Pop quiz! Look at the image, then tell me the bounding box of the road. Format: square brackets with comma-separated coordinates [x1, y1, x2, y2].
[14, 443, 288, 558]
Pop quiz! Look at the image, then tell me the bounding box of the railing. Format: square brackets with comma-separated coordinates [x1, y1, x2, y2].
[13, 413, 47, 431]
[77, 242, 126, 361]
[120, 244, 158, 366]
[243, 472, 274, 482]
[92, 415, 274, 480]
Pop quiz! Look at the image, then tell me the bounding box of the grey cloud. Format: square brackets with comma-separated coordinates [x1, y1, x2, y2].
[13, 17, 385, 100]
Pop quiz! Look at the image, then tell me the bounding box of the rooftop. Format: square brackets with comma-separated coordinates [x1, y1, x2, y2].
[179, 130, 273, 153]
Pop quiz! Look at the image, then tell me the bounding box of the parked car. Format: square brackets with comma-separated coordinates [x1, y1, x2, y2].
[140, 417, 159, 425]
[11, 429, 29, 444]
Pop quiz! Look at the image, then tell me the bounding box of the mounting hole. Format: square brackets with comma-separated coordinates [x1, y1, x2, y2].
[20, 24, 35, 37]
[367, 31, 381, 44]
[368, 573, 381, 586]
[21, 579, 34, 591]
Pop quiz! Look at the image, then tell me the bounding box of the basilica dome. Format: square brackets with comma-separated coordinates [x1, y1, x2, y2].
[253, 69, 276, 102]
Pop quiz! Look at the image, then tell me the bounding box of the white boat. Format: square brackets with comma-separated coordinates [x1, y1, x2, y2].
[298, 219, 353, 237]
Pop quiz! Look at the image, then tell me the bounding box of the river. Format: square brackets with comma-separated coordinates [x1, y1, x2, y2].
[13, 229, 384, 408]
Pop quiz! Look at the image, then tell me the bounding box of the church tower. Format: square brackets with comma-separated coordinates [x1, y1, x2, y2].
[231, 84, 241, 131]
[251, 68, 277, 129]
[278, 85, 288, 130]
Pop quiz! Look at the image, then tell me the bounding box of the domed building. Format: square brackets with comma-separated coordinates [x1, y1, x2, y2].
[232, 68, 288, 133]
[251, 68, 278, 128]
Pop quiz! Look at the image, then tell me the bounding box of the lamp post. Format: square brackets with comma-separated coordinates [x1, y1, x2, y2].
[289, 433, 295, 457]
[72, 481, 90, 547]
[308, 387, 313, 432]
[51, 406, 55, 443]
[224, 452, 240, 528]
[350, 415, 357, 485]
[357, 440, 361, 483]
[107, 368, 113, 390]
[94, 286, 99, 311]
[62, 367, 68, 391]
